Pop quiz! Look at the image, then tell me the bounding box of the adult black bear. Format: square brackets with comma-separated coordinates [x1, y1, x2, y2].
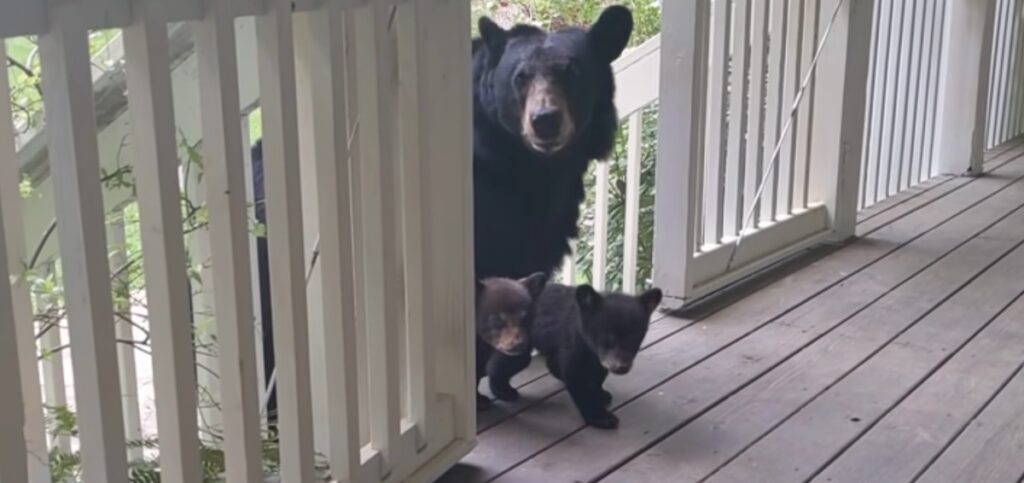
[472, 6, 634, 281]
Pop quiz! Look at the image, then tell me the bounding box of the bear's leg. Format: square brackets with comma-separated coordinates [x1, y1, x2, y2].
[476, 339, 493, 410]
[597, 370, 612, 407]
[564, 366, 618, 429]
[487, 351, 533, 401]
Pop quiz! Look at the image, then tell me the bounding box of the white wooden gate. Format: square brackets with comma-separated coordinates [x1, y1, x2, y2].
[652, 0, 873, 305]
[0, 0, 475, 482]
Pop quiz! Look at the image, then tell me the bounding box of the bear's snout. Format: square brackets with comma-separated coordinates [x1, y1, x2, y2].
[494, 326, 529, 355]
[601, 352, 635, 375]
[531, 107, 562, 141]
[521, 77, 574, 154]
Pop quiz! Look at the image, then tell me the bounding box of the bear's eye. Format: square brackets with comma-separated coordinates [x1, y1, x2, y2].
[513, 69, 529, 89]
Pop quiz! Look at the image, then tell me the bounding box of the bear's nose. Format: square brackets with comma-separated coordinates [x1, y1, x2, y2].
[530, 108, 562, 141]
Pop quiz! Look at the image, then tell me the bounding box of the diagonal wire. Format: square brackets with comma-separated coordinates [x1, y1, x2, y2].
[726, 0, 849, 271]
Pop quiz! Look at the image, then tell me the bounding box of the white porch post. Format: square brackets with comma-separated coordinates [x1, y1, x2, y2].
[652, 0, 710, 306]
[935, 0, 997, 175]
[809, 0, 876, 242]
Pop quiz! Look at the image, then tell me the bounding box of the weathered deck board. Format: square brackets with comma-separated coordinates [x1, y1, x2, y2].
[605, 173, 1024, 483]
[696, 212, 1024, 483]
[915, 352, 1024, 483]
[812, 284, 1024, 483]
[440, 147, 1024, 483]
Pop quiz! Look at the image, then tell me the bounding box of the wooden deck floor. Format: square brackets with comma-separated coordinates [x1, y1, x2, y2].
[438, 139, 1024, 483]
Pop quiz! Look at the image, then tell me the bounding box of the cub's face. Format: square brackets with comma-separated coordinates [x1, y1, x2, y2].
[576, 286, 662, 375]
[476, 6, 633, 157]
[475, 272, 549, 355]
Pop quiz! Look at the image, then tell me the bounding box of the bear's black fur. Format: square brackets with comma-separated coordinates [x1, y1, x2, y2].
[474, 273, 548, 408]
[489, 283, 661, 429]
[472, 6, 634, 281]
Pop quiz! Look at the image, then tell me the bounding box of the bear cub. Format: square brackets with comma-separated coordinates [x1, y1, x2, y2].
[489, 283, 662, 429]
[475, 272, 549, 409]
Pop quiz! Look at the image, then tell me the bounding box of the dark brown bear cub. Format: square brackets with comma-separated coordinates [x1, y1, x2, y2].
[475, 272, 548, 409]
[489, 283, 662, 429]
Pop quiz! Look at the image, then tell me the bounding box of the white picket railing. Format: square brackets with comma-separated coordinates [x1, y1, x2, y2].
[859, 0, 949, 209]
[986, 0, 1024, 149]
[0, 1, 475, 482]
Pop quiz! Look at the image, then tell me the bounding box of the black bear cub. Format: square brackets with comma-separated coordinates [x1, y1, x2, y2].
[489, 283, 662, 429]
[475, 272, 549, 409]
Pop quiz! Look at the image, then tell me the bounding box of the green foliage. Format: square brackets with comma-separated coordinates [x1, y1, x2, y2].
[19, 174, 35, 199]
[43, 406, 332, 482]
[6, 30, 121, 134]
[471, 0, 661, 49]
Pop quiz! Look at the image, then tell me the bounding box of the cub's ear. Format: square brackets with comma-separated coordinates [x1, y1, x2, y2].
[575, 285, 604, 313]
[478, 16, 509, 64]
[519, 272, 549, 299]
[475, 280, 487, 301]
[588, 5, 634, 63]
[638, 287, 663, 316]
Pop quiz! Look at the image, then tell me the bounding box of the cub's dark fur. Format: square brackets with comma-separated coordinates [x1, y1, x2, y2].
[474, 273, 548, 408]
[472, 6, 634, 281]
[489, 283, 662, 428]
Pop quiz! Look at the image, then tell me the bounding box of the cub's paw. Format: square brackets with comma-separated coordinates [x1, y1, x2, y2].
[490, 383, 520, 402]
[600, 390, 613, 407]
[477, 393, 493, 410]
[586, 411, 620, 430]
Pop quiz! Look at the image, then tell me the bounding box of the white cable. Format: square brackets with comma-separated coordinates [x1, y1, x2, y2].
[726, 0, 849, 271]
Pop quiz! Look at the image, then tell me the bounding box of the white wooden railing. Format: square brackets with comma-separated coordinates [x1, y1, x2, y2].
[859, 0, 949, 209]
[577, 0, 1015, 307]
[572, 0, 871, 303]
[1, 1, 475, 482]
[986, 0, 1024, 149]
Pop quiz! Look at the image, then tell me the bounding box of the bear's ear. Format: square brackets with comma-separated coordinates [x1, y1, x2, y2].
[575, 285, 604, 313]
[588, 5, 634, 63]
[638, 287, 663, 316]
[519, 272, 549, 299]
[478, 16, 509, 63]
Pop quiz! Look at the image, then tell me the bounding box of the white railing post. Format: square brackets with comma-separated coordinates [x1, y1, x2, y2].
[39, 3, 130, 480]
[255, 0, 317, 479]
[194, 0, 265, 478]
[417, 0, 476, 446]
[809, 0, 875, 241]
[652, 0, 709, 305]
[353, 1, 403, 472]
[107, 212, 143, 461]
[0, 41, 49, 482]
[935, 0, 997, 175]
[123, 4, 205, 479]
[396, 0, 437, 450]
[593, 163, 610, 290]
[294, 2, 363, 479]
[0, 186, 28, 483]
[622, 112, 644, 293]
